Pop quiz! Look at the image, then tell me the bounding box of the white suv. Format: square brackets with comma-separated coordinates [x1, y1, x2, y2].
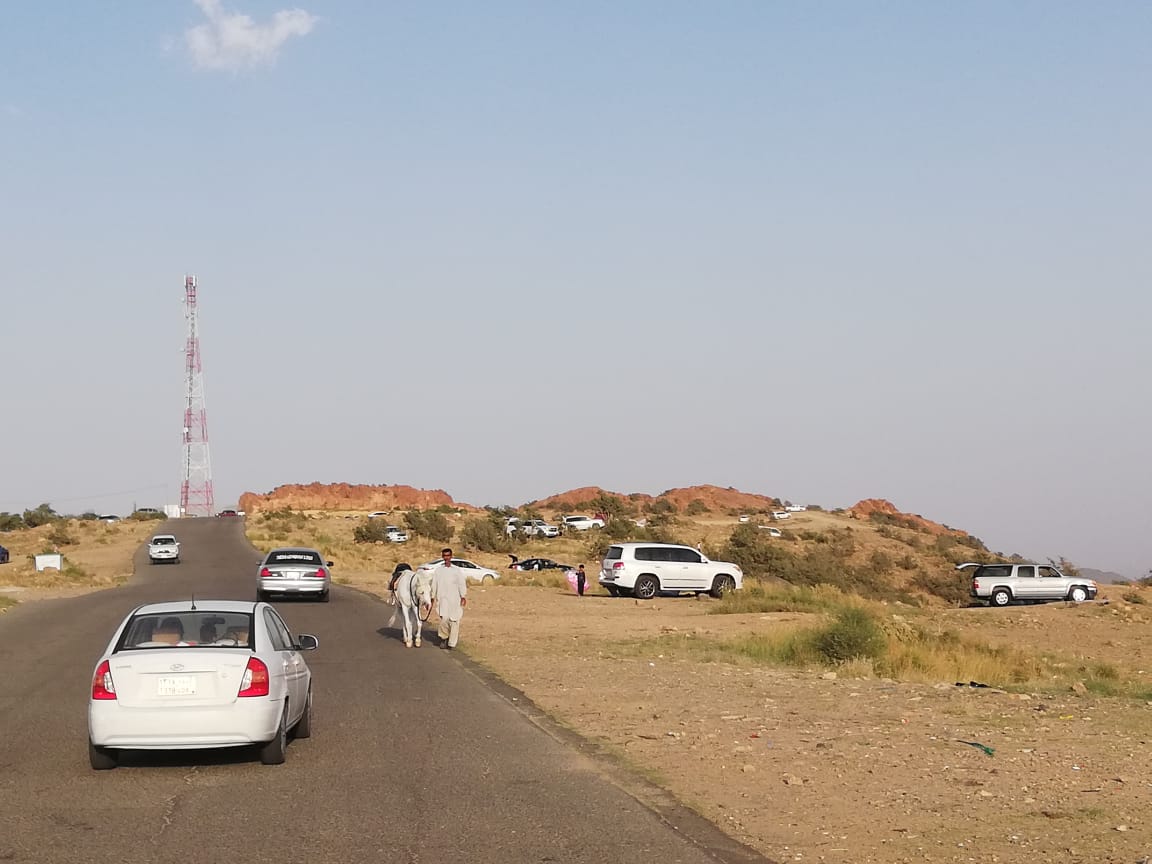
[599, 543, 744, 600]
[521, 519, 561, 538]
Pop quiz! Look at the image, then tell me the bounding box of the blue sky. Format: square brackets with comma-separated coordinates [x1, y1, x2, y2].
[1, 1, 1149, 576]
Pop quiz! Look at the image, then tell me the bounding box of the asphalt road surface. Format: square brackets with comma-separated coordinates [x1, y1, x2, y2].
[0, 518, 770, 864]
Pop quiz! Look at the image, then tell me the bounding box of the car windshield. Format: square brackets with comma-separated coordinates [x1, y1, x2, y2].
[267, 550, 322, 565]
[117, 612, 254, 650]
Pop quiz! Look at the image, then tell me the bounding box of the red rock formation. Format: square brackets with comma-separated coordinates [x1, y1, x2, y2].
[238, 483, 477, 515]
[529, 484, 783, 513]
[847, 498, 959, 535]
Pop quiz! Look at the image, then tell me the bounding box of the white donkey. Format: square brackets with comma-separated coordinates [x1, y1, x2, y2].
[387, 565, 434, 647]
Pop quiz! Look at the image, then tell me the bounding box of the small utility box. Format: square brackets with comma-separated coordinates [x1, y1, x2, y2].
[35, 554, 63, 572]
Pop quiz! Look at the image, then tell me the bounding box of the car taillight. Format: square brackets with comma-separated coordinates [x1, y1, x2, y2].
[972, 579, 980, 590]
[260, 567, 272, 577]
[311, 567, 327, 579]
[92, 660, 117, 700]
[237, 657, 270, 697]
[612, 562, 625, 570]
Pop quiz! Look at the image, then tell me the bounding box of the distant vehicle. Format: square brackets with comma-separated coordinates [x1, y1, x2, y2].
[367, 511, 390, 519]
[771, 511, 790, 520]
[599, 542, 744, 600]
[417, 558, 500, 583]
[785, 505, 807, 513]
[960, 562, 1098, 607]
[0, 545, 8, 565]
[513, 558, 573, 572]
[561, 515, 605, 531]
[257, 548, 333, 602]
[737, 514, 751, 523]
[97, 514, 121, 524]
[87, 599, 318, 769]
[134, 507, 162, 515]
[521, 519, 561, 538]
[384, 526, 408, 543]
[217, 509, 239, 517]
[758, 526, 783, 538]
[147, 535, 181, 565]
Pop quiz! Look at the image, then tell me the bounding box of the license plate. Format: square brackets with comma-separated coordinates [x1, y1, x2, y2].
[157, 676, 196, 696]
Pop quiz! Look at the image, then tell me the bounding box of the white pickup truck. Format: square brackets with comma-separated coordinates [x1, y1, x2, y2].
[148, 534, 181, 565]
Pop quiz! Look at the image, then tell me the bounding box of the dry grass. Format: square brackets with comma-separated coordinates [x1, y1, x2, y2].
[0, 519, 154, 591]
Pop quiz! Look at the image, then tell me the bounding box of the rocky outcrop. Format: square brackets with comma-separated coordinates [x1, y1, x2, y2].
[529, 484, 784, 513]
[237, 483, 474, 515]
[847, 498, 957, 535]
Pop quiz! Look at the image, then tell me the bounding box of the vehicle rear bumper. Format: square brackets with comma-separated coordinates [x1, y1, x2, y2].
[89, 699, 283, 748]
[257, 579, 328, 594]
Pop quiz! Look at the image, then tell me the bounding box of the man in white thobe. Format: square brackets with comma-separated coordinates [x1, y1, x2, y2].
[431, 547, 468, 649]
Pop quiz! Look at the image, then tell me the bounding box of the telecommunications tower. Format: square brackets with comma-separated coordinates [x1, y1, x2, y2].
[180, 275, 215, 517]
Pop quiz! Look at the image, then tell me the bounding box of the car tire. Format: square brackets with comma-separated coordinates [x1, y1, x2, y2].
[259, 706, 288, 765]
[1068, 586, 1089, 603]
[89, 739, 117, 771]
[710, 575, 736, 599]
[293, 688, 312, 740]
[990, 588, 1012, 607]
[318, 591, 330, 603]
[633, 575, 659, 600]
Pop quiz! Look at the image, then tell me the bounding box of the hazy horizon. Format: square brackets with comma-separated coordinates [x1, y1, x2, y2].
[2, 2, 1148, 577]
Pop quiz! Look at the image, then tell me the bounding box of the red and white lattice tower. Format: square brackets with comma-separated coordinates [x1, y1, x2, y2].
[180, 275, 215, 517]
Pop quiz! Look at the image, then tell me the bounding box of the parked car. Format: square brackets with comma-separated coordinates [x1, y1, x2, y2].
[217, 509, 239, 517]
[384, 526, 409, 543]
[367, 511, 390, 519]
[561, 515, 605, 531]
[737, 514, 751, 523]
[599, 542, 744, 600]
[256, 547, 333, 602]
[417, 558, 500, 583]
[0, 545, 8, 565]
[513, 558, 573, 572]
[521, 519, 561, 538]
[147, 534, 181, 565]
[785, 505, 807, 512]
[960, 562, 1098, 607]
[87, 599, 318, 769]
[758, 526, 783, 538]
[98, 514, 121, 524]
[771, 511, 790, 520]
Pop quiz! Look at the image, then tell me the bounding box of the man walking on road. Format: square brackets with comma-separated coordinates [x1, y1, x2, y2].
[431, 547, 468, 650]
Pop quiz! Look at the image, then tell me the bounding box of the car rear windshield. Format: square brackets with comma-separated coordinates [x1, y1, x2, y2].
[604, 546, 623, 560]
[267, 550, 322, 565]
[976, 565, 1013, 578]
[151, 537, 176, 545]
[117, 612, 254, 650]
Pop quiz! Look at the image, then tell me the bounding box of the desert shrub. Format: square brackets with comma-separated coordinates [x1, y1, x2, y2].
[896, 553, 918, 570]
[1122, 591, 1147, 605]
[865, 550, 894, 576]
[954, 533, 989, 552]
[353, 521, 391, 543]
[1052, 557, 1080, 578]
[459, 515, 512, 553]
[874, 525, 896, 540]
[588, 494, 634, 519]
[404, 510, 454, 543]
[911, 568, 970, 605]
[685, 499, 709, 516]
[129, 510, 166, 522]
[813, 607, 886, 663]
[0, 512, 24, 531]
[647, 498, 677, 515]
[22, 503, 58, 528]
[46, 523, 76, 547]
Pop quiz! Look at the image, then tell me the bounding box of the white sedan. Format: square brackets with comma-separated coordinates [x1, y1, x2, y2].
[417, 558, 500, 583]
[88, 599, 318, 770]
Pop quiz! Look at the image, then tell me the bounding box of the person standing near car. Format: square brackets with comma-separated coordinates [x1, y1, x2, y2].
[576, 563, 587, 597]
[431, 547, 468, 649]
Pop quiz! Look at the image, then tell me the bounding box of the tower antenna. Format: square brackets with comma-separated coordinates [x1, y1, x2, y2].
[179, 275, 215, 517]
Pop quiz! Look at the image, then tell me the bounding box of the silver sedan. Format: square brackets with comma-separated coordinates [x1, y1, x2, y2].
[257, 547, 333, 602]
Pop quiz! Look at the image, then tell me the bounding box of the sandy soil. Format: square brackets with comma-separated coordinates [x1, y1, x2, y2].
[340, 567, 1152, 864]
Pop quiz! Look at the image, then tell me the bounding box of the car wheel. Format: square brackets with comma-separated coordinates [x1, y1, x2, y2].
[89, 739, 117, 771]
[293, 688, 312, 740]
[710, 575, 736, 599]
[259, 705, 288, 765]
[633, 575, 659, 600]
[1068, 586, 1089, 603]
[318, 591, 330, 603]
[990, 588, 1012, 607]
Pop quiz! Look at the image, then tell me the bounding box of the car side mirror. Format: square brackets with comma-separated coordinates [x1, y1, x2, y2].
[296, 634, 319, 651]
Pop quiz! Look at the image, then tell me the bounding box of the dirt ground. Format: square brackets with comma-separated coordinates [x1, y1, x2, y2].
[325, 565, 1152, 864]
[5, 517, 1152, 863]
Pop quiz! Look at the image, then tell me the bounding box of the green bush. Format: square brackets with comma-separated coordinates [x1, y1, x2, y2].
[813, 607, 886, 663]
[353, 521, 393, 544]
[22, 503, 58, 528]
[46, 523, 76, 547]
[685, 499, 710, 516]
[911, 568, 970, 605]
[459, 515, 512, 553]
[0, 512, 24, 531]
[129, 510, 167, 522]
[404, 510, 454, 543]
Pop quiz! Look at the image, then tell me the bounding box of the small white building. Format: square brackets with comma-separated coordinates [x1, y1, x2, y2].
[35, 553, 63, 572]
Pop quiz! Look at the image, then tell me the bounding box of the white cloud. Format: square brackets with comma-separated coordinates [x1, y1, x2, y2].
[185, 0, 317, 71]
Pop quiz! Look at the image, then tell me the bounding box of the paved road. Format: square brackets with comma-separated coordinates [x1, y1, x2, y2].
[0, 518, 769, 864]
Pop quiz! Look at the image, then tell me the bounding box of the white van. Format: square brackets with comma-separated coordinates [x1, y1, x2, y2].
[599, 542, 744, 600]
